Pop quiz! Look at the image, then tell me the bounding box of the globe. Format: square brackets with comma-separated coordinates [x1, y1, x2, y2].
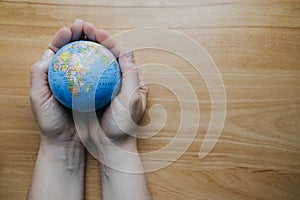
[48, 41, 121, 112]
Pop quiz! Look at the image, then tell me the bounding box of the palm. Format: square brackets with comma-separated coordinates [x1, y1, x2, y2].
[34, 96, 75, 138]
[100, 91, 140, 138]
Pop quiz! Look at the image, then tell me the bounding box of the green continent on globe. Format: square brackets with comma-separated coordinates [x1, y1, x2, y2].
[53, 42, 118, 97]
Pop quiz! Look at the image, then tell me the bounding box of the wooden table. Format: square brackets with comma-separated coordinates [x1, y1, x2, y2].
[1, 1, 299, 199]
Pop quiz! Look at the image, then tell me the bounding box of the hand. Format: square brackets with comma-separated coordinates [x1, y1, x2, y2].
[100, 51, 148, 140]
[30, 19, 112, 146]
[30, 24, 80, 145]
[75, 23, 149, 151]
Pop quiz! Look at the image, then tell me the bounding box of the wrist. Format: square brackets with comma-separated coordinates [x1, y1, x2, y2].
[28, 136, 85, 200]
[40, 136, 84, 151]
[97, 137, 145, 173]
[39, 139, 85, 172]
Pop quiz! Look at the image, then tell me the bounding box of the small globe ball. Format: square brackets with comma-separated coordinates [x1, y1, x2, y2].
[48, 41, 121, 112]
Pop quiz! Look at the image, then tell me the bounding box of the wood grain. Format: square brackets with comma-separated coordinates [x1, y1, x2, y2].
[0, 0, 300, 199]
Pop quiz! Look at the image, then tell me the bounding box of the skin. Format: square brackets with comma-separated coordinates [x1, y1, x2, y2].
[28, 19, 152, 200]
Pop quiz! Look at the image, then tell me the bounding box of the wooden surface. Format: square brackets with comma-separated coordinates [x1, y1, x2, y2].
[1, 0, 300, 199]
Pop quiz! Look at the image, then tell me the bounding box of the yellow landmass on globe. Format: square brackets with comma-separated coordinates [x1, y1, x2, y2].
[85, 84, 90, 93]
[62, 64, 68, 71]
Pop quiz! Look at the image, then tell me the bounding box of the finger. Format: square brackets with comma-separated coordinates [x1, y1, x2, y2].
[83, 22, 97, 41]
[95, 29, 124, 57]
[70, 19, 84, 41]
[48, 27, 72, 53]
[119, 51, 139, 92]
[83, 22, 97, 42]
[119, 50, 136, 73]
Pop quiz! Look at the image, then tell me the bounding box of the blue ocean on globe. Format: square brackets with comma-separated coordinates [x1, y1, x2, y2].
[48, 41, 121, 112]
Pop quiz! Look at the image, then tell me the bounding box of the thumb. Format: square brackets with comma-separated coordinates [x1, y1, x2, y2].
[30, 49, 54, 104]
[118, 51, 139, 93]
[39, 49, 54, 72]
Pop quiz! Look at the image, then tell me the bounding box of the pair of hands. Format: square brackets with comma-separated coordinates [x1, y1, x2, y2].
[29, 20, 152, 200]
[30, 19, 148, 155]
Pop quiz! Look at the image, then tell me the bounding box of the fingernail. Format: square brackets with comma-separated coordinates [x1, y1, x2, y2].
[41, 49, 53, 60]
[85, 21, 94, 27]
[74, 18, 83, 23]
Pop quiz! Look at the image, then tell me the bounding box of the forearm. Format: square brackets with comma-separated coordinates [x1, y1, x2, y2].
[99, 138, 152, 200]
[27, 139, 85, 200]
